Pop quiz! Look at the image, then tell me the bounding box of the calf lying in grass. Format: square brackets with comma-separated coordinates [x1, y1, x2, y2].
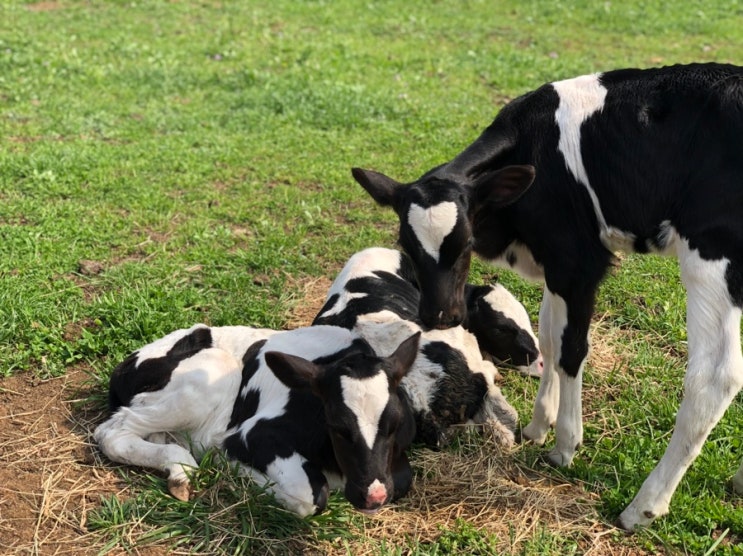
[95, 324, 420, 517]
[314, 247, 542, 377]
[314, 247, 527, 447]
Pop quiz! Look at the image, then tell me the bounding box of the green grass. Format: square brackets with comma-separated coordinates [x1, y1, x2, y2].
[2, 0, 742, 554]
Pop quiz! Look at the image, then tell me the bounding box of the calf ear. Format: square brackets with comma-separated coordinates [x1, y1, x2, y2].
[387, 331, 421, 386]
[474, 165, 535, 208]
[351, 167, 403, 208]
[264, 351, 323, 391]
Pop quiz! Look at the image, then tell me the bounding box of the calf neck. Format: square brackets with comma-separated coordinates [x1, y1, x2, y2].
[352, 63, 743, 529]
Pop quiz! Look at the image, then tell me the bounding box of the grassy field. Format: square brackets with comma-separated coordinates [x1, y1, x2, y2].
[1, 0, 742, 554]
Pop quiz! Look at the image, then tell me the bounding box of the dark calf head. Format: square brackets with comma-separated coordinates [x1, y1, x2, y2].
[352, 166, 535, 329]
[264, 331, 420, 513]
[464, 284, 542, 376]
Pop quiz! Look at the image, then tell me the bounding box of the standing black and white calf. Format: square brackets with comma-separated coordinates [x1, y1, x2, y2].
[94, 324, 420, 517]
[313, 247, 522, 447]
[351, 63, 743, 529]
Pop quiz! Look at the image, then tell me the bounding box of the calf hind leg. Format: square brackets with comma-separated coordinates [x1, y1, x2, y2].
[618, 253, 743, 530]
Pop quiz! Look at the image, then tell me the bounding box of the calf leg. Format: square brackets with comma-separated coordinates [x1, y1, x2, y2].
[522, 290, 561, 444]
[618, 252, 743, 530]
[391, 453, 413, 501]
[94, 413, 198, 501]
[733, 460, 743, 494]
[240, 452, 329, 517]
[524, 287, 593, 467]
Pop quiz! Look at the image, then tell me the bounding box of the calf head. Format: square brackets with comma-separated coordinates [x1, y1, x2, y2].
[264, 332, 420, 513]
[352, 166, 534, 329]
[464, 284, 543, 376]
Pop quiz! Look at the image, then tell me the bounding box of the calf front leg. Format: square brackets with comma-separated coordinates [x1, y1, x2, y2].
[94, 413, 199, 501]
[522, 290, 560, 445]
[240, 452, 330, 517]
[391, 453, 413, 501]
[523, 287, 593, 467]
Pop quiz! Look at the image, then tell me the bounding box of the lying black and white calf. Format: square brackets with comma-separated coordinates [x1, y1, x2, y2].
[95, 324, 420, 517]
[351, 62, 743, 529]
[313, 247, 524, 446]
[314, 247, 542, 377]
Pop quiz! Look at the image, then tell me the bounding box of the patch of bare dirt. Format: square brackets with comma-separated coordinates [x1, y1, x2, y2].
[25, 2, 65, 12]
[0, 367, 128, 555]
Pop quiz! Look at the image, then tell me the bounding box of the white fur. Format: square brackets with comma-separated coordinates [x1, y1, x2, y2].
[94, 345, 257, 492]
[492, 240, 545, 281]
[318, 248, 403, 320]
[618, 242, 743, 529]
[522, 290, 563, 445]
[341, 373, 390, 450]
[264, 453, 317, 517]
[553, 74, 638, 254]
[408, 202, 458, 263]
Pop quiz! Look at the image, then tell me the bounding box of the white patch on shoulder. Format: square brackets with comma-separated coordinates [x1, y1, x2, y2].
[552, 74, 636, 253]
[341, 372, 390, 450]
[552, 73, 607, 190]
[408, 202, 458, 263]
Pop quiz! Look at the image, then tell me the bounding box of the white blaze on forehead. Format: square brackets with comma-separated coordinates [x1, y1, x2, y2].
[340, 372, 390, 450]
[407, 202, 458, 263]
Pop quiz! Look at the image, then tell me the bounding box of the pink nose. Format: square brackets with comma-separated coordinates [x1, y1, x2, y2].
[366, 481, 388, 507]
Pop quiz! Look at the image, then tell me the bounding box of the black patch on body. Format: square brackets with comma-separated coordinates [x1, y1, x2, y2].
[313, 270, 421, 328]
[107, 326, 214, 411]
[415, 341, 488, 446]
[227, 339, 268, 429]
[303, 461, 330, 513]
[726, 260, 743, 308]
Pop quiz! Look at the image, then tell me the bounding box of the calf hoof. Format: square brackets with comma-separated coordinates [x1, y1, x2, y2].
[732, 469, 743, 494]
[168, 478, 193, 501]
[482, 419, 516, 448]
[616, 505, 657, 532]
[545, 448, 575, 468]
[521, 421, 549, 445]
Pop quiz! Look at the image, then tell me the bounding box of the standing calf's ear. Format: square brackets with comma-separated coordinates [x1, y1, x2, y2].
[351, 167, 403, 208]
[474, 165, 536, 208]
[387, 331, 421, 387]
[264, 351, 323, 391]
